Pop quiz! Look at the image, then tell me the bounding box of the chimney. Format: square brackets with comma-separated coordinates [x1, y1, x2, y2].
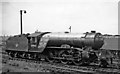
[91, 30, 96, 33]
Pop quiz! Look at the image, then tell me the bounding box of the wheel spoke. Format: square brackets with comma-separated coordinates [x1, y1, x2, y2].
[72, 51, 82, 65]
[59, 50, 69, 64]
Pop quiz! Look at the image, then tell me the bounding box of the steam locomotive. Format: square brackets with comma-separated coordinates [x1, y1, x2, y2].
[5, 31, 111, 67]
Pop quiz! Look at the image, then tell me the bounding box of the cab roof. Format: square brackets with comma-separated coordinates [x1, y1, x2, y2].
[28, 32, 50, 37]
[28, 32, 43, 37]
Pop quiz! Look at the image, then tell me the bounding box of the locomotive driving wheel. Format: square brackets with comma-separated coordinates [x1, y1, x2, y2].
[59, 50, 69, 64]
[46, 50, 55, 63]
[72, 51, 82, 65]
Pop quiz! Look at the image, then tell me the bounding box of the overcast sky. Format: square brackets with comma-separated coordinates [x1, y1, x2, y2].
[1, 0, 119, 35]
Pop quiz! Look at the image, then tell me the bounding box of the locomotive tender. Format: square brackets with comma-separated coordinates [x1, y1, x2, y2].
[5, 31, 109, 67]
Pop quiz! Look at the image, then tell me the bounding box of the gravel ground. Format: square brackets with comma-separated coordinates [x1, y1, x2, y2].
[0, 46, 3, 74]
[2, 54, 120, 74]
[1, 53, 93, 73]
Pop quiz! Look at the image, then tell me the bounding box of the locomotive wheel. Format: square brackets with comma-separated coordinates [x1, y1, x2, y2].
[10, 52, 14, 57]
[22, 53, 29, 59]
[72, 51, 82, 65]
[21, 53, 26, 58]
[14, 52, 18, 58]
[27, 54, 31, 59]
[46, 51, 55, 63]
[8, 51, 11, 56]
[72, 57, 82, 65]
[32, 53, 37, 60]
[16, 52, 20, 58]
[8, 51, 13, 57]
[59, 50, 69, 64]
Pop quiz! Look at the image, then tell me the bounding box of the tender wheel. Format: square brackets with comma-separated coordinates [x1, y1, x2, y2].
[21, 53, 26, 58]
[32, 53, 37, 60]
[14, 52, 18, 58]
[10, 52, 14, 57]
[8, 51, 13, 58]
[59, 50, 69, 64]
[72, 51, 82, 65]
[46, 51, 55, 63]
[8, 51, 11, 56]
[16, 52, 21, 58]
[27, 53, 31, 59]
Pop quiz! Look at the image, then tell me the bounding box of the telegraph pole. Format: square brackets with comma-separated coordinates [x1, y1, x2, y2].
[20, 10, 26, 35]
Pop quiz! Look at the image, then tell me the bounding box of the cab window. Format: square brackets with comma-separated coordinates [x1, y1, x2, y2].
[30, 37, 37, 44]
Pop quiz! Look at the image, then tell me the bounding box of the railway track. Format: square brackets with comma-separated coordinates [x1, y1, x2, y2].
[3, 57, 94, 73]
[2, 52, 120, 73]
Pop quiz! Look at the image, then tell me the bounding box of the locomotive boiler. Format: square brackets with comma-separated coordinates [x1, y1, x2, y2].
[5, 31, 108, 67]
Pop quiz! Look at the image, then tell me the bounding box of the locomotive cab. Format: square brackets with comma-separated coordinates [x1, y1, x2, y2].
[28, 37, 38, 49]
[27, 32, 42, 51]
[27, 32, 50, 52]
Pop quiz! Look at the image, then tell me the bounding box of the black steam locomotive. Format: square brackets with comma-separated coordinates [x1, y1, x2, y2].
[5, 31, 110, 67]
